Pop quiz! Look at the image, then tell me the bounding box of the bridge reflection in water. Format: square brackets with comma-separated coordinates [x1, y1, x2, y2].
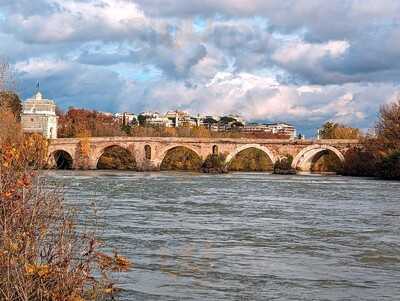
[47, 137, 359, 172]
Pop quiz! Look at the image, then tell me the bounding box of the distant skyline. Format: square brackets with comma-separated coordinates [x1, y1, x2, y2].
[1, 0, 400, 135]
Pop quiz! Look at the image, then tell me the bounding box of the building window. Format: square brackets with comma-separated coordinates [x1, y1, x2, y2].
[144, 145, 151, 160]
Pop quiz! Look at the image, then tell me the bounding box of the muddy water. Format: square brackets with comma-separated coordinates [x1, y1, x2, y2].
[45, 171, 400, 300]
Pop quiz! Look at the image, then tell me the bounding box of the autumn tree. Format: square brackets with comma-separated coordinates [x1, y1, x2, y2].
[0, 59, 21, 119]
[375, 99, 400, 152]
[0, 60, 131, 299]
[319, 122, 360, 139]
[0, 91, 22, 119]
[58, 108, 126, 138]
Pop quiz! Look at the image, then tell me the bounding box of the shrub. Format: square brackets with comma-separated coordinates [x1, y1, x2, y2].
[160, 147, 203, 171]
[0, 107, 131, 300]
[274, 155, 295, 174]
[310, 151, 343, 173]
[376, 100, 400, 151]
[97, 146, 136, 170]
[201, 153, 228, 174]
[229, 148, 273, 172]
[342, 147, 380, 177]
[378, 151, 400, 180]
[319, 122, 360, 139]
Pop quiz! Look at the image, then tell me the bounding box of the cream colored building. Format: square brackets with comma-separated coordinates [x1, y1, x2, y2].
[21, 91, 58, 139]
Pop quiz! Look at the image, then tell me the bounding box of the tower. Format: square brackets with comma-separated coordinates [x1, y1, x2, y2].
[20, 88, 58, 139]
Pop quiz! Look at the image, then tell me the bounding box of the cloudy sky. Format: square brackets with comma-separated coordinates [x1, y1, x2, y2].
[1, 0, 400, 135]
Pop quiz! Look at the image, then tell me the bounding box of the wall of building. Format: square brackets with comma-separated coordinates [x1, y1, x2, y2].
[21, 92, 58, 139]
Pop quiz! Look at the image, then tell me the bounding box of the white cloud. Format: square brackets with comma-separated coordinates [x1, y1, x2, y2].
[272, 40, 350, 65]
[15, 57, 70, 76]
[2, 0, 400, 135]
[5, 0, 154, 43]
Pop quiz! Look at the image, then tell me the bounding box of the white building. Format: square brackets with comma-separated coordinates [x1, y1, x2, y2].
[265, 123, 297, 139]
[146, 116, 173, 127]
[21, 91, 58, 139]
[165, 110, 195, 127]
[114, 112, 137, 125]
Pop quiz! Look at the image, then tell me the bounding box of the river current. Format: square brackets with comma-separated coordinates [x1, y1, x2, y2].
[44, 171, 400, 301]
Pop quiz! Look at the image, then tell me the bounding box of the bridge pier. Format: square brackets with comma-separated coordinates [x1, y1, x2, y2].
[136, 160, 160, 172]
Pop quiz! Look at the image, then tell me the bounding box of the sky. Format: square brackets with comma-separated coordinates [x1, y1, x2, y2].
[1, 0, 400, 136]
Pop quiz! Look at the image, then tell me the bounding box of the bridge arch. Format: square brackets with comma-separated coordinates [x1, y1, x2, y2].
[225, 144, 276, 165]
[95, 144, 136, 169]
[49, 149, 74, 169]
[157, 144, 202, 164]
[292, 145, 345, 171]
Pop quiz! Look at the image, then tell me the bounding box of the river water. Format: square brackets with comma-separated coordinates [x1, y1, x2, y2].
[44, 171, 400, 301]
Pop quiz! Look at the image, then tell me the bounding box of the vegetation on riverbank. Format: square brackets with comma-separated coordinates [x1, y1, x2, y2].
[97, 146, 136, 170]
[322, 101, 400, 180]
[58, 108, 289, 139]
[1, 64, 131, 300]
[228, 148, 273, 172]
[273, 155, 296, 174]
[201, 153, 228, 173]
[160, 146, 203, 171]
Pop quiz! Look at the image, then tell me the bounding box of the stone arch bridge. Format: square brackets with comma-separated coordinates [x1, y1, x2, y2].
[47, 137, 359, 171]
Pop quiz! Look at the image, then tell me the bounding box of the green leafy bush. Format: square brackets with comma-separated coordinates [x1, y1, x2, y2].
[229, 148, 273, 172]
[342, 147, 380, 177]
[273, 155, 296, 174]
[160, 147, 203, 171]
[378, 151, 400, 180]
[201, 153, 228, 174]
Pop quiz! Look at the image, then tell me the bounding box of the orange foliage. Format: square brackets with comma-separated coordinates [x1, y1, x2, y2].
[129, 125, 288, 139]
[0, 106, 131, 299]
[58, 108, 125, 138]
[58, 108, 288, 139]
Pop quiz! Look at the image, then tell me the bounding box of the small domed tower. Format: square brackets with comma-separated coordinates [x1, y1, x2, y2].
[21, 87, 58, 139]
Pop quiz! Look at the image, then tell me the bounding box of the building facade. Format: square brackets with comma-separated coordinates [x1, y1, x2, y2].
[21, 91, 58, 139]
[266, 123, 297, 138]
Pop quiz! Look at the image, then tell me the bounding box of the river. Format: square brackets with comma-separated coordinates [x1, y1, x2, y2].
[44, 171, 400, 301]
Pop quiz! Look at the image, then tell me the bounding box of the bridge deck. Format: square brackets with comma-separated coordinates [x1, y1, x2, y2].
[49, 137, 359, 145]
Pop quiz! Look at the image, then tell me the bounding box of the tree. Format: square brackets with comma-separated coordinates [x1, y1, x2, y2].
[137, 114, 148, 126]
[219, 116, 236, 125]
[342, 146, 380, 177]
[0, 67, 131, 298]
[319, 122, 360, 139]
[58, 108, 125, 138]
[0, 91, 22, 119]
[203, 117, 218, 129]
[201, 153, 228, 174]
[0, 59, 14, 92]
[376, 99, 400, 151]
[274, 155, 295, 174]
[231, 121, 244, 128]
[0, 61, 21, 120]
[378, 151, 400, 180]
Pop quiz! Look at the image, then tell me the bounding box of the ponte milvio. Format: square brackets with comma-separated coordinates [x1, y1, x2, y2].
[47, 137, 360, 172]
